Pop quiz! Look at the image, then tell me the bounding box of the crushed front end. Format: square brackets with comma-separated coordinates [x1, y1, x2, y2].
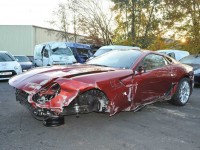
[13, 79, 109, 127]
[15, 83, 65, 126]
[8, 65, 133, 127]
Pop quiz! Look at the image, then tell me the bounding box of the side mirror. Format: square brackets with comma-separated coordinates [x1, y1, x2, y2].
[138, 66, 144, 72]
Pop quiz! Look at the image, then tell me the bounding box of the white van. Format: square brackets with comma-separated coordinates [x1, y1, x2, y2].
[0, 51, 22, 80]
[156, 49, 190, 61]
[34, 42, 77, 67]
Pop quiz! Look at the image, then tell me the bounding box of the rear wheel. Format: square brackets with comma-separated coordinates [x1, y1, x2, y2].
[170, 78, 191, 106]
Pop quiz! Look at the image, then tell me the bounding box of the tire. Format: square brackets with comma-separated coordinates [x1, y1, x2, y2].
[170, 78, 191, 106]
[43, 116, 65, 127]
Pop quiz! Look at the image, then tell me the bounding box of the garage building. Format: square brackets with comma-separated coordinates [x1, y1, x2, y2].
[0, 25, 85, 56]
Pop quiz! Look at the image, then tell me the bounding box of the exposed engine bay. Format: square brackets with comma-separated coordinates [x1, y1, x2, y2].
[16, 88, 109, 126]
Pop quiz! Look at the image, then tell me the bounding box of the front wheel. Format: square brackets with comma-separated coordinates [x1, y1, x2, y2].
[170, 78, 191, 106]
[43, 116, 65, 127]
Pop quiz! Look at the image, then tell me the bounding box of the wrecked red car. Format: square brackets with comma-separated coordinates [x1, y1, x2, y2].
[9, 49, 194, 126]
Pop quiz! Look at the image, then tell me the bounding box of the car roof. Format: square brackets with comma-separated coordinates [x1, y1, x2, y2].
[181, 54, 200, 59]
[35, 42, 91, 49]
[65, 42, 91, 49]
[0, 51, 9, 53]
[139, 49, 175, 56]
[14, 55, 27, 57]
[99, 45, 140, 50]
[157, 49, 190, 54]
[36, 41, 65, 45]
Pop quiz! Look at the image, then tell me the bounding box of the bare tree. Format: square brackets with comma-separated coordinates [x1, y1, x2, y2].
[68, 0, 79, 42]
[49, 0, 114, 45]
[75, 0, 114, 45]
[49, 2, 71, 41]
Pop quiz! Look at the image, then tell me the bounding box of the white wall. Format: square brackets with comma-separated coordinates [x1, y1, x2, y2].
[0, 25, 33, 55]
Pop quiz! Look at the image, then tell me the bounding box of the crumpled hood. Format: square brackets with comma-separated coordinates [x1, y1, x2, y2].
[9, 64, 115, 93]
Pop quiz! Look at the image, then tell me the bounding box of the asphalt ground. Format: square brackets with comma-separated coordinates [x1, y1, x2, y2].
[0, 80, 200, 150]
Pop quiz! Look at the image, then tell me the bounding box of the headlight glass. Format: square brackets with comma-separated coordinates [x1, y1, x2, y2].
[14, 65, 21, 70]
[194, 68, 200, 75]
[32, 83, 61, 104]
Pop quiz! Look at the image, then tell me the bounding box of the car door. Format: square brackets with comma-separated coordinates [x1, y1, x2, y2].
[133, 54, 173, 104]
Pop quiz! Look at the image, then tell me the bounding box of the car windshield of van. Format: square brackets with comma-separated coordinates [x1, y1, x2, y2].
[0, 53, 15, 62]
[14, 56, 30, 62]
[93, 49, 112, 57]
[51, 47, 73, 56]
[87, 50, 142, 69]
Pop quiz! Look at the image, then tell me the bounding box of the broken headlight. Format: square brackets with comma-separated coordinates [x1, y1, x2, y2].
[32, 83, 61, 104]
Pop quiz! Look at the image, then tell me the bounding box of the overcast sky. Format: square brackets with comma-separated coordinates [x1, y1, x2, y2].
[0, 0, 65, 28]
[0, 0, 112, 31]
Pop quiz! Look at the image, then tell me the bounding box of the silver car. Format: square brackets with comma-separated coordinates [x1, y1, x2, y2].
[14, 55, 34, 71]
[0, 51, 22, 80]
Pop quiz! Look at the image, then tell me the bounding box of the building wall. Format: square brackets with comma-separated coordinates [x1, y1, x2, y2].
[33, 26, 86, 45]
[0, 25, 33, 55]
[33, 26, 65, 46]
[0, 25, 87, 56]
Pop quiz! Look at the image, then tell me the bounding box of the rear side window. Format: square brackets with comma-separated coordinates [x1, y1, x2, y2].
[76, 48, 91, 56]
[141, 54, 167, 70]
[168, 52, 175, 59]
[0, 53, 15, 62]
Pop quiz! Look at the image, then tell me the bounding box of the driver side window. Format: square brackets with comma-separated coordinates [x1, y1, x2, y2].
[42, 49, 49, 58]
[142, 54, 167, 70]
[41, 45, 50, 58]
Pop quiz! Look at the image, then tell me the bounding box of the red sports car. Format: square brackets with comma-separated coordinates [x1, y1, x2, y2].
[9, 49, 194, 126]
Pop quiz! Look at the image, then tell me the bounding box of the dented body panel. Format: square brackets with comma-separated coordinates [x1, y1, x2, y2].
[9, 50, 194, 120]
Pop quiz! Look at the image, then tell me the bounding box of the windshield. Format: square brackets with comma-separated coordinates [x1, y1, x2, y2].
[94, 49, 112, 57]
[87, 50, 142, 69]
[50, 43, 73, 56]
[180, 55, 200, 64]
[0, 53, 15, 62]
[51, 47, 73, 55]
[15, 56, 29, 62]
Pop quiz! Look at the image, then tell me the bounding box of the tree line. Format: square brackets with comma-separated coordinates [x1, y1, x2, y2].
[49, 0, 200, 54]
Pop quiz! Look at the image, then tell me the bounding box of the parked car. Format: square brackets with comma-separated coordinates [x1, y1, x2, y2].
[34, 42, 77, 67]
[179, 54, 200, 85]
[0, 51, 22, 80]
[14, 55, 34, 71]
[9, 49, 193, 126]
[90, 45, 140, 59]
[27, 56, 34, 65]
[157, 49, 189, 61]
[65, 42, 93, 63]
